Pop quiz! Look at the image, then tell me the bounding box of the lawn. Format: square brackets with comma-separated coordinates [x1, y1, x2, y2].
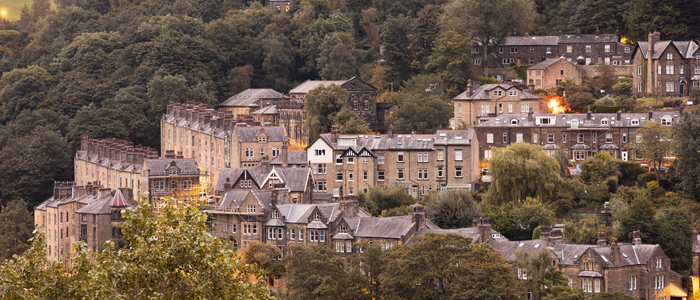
[0, 0, 56, 21]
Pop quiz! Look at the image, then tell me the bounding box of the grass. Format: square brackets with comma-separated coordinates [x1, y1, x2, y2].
[0, 0, 56, 21]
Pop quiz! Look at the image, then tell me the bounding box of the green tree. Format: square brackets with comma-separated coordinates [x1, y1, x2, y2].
[425, 30, 473, 97]
[360, 8, 381, 48]
[367, 185, 414, 216]
[284, 245, 357, 299]
[423, 190, 479, 229]
[381, 15, 415, 85]
[347, 242, 385, 299]
[0, 66, 52, 123]
[672, 108, 700, 193]
[565, 84, 595, 112]
[440, 0, 535, 76]
[580, 152, 621, 183]
[632, 121, 671, 181]
[563, 217, 607, 244]
[317, 33, 356, 80]
[613, 78, 633, 97]
[613, 194, 659, 244]
[657, 207, 693, 272]
[380, 233, 522, 299]
[517, 250, 571, 300]
[511, 197, 555, 239]
[385, 74, 453, 133]
[31, 0, 52, 19]
[305, 84, 350, 141]
[332, 106, 371, 134]
[485, 143, 563, 205]
[0, 199, 34, 260]
[594, 96, 616, 106]
[263, 35, 294, 93]
[624, 0, 687, 40]
[569, 0, 627, 34]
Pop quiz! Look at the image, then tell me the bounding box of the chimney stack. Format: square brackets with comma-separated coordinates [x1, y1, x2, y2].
[611, 238, 621, 266]
[165, 150, 176, 159]
[548, 229, 563, 247]
[632, 230, 642, 246]
[281, 142, 288, 168]
[387, 125, 394, 138]
[587, 107, 592, 121]
[467, 79, 473, 97]
[476, 215, 493, 244]
[340, 195, 360, 219]
[413, 205, 426, 230]
[647, 32, 661, 95]
[260, 155, 270, 174]
[331, 125, 341, 143]
[98, 188, 112, 199]
[527, 108, 534, 122]
[223, 177, 232, 191]
[539, 226, 552, 240]
[597, 232, 607, 246]
[528, 84, 535, 94]
[617, 110, 622, 121]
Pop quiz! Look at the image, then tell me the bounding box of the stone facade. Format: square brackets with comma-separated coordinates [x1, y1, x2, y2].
[632, 31, 700, 98]
[307, 126, 475, 200]
[452, 83, 541, 128]
[527, 58, 582, 89]
[472, 111, 680, 172]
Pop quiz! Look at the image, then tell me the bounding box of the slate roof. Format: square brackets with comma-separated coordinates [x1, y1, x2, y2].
[271, 150, 307, 165]
[558, 33, 619, 44]
[475, 111, 680, 129]
[214, 167, 310, 192]
[277, 203, 342, 225]
[503, 36, 559, 46]
[318, 130, 470, 152]
[551, 243, 660, 267]
[529, 58, 569, 70]
[408, 227, 508, 245]
[487, 239, 549, 261]
[289, 79, 350, 94]
[453, 84, 541, 101]
[637, 40, 699, 59]
[220, 89, 286, 107]
[344, 215, 416, 239]
[146, 159, 199, 175]
[274, 168, 311, 192]
[75, 194, 123, 215]
[252, 105, 278, 115]
[216, 189, 274, 211]
[236, 126, 288, 142]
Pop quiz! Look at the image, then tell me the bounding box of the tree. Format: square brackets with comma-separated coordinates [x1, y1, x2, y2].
[380, 233, 522, 299]
[31, 0, 52, 19]
[0, 200, 34, 260]
[613, 78, 633, 97]
[624, 0, 686, 40]
[0, 198, 273, 299]
[672, 108, 700, 193]
[226, 65, 254, 97]
[263, 35, 294, 93]
[360, 8, 381, 48]
[317, 33, 356, 80]
[563, 217, 607, 244]
[485, 143, 563, 205]
[332, 106, 371, 134]
[656, 207, 693, 272]
[305, 84, 349, 141]
[517, 250, 571, 300]
[0, 66, 52, 123]
[440, 0, 535, 76]
[423, 190, 479, 229]
[381, 15, 415, 85]
[568, 0, 627, 34]
[613, 194, 659, 244]
[564, 84, 594, 112]
[580, 152, 621, 183]
[424, 30, 473, 97]
[385, 74, 453, 133]
[594, 96, 615, 106]
[346, 242, 385, 300]
[367, 185, 414, 216]
[632, 121, 671, 181]
[511, 197, 555, 239]
[284, 245, 358, 299]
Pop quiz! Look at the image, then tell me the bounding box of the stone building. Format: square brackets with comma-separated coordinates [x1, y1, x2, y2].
[472, 110, 680, 172]
[142, 155, 204, 205]
[289, 77, 393, 133]
[219, 89, 288, 118]
[34, 184, 136, 268]
[527, 58, 582, 89]
[632, 31, 700, 97]
[452, 83, 541, 128]
[160, 102, 289, 187]
[306, 126, 475, 199]
[477, 29, 633, 69]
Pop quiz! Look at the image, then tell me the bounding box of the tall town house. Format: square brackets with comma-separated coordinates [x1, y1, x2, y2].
[632, 31, 700, 97]
[452, 83, 541, 129]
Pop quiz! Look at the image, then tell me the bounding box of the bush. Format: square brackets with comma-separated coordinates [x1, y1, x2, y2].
[613, 160, 646, 183]
[581, 104, 627, 113]
[663, 99, 682, 108]
[613, 78, 633, 96]
[424, 190, 479, 229]
[646, 180, 659, 191]
[594, 96, 615, 106]
[637, 172, 656, 186]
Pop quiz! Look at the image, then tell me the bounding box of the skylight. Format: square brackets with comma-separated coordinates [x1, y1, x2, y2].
[518, 243, 525, 247]
[534, 244, 541, 248]
[622, 253, 628, 258]
[439, 133, 447, 137]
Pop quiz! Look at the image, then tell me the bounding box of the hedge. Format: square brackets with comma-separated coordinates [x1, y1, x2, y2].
[581, 105, 627, 113]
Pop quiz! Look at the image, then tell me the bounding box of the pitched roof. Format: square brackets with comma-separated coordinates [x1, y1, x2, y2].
[216, 189, 274, 211]
[289, 79, 350, 94]
[75, 193, 121, 215]
[235, 126, 288, 142]
[551, 243, 661, 267]
[146, 159, 199, 175]
[277, 203, 342, 224]
[274, 167, 310, 192]
[528, 58, 569, 70]
[503, 36, 559, 46]
[475, 111, 681, 129]
[453, 84, 540, 101]
[252, 105, 278, 115]
[408, 227, 508, 245]
[344, 215, 416, 239]
[317, 130, 471, 151]
[111, 189, 127, 207]
[558, 33, 619, 44]
[220, 89, 286, 107]
[486, 239, 549, 261]
[271, 150, 307, 165]
[637, 40, 699, 59]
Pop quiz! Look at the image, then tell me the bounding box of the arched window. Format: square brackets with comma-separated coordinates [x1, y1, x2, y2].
[511, 119, 518, 125]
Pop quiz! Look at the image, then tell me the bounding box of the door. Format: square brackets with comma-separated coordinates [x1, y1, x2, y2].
[680, 84, 684, 95]
[621, 151, 628, 161]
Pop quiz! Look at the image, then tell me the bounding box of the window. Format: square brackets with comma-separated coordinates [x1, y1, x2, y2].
[299, 229, 304, 240]
[518, 267, 528, 280]
[516, 133, 523, 143]
[243, 224, 251, 234]
[245, 148, 254, 157]
[546, 47, 551, 54]
[667, 53, 673, 60]
[629, 275, 637, 290]
[437, 167, 443, 178]
[547, 134, 554, 143]
[378, 154, 385, 164]
[638, 65, 642, 75]
[622, 133, 627, 143]
[182, 180, 193, 190]
[348, 170, 353, 181]
[232, 224, 237, 233]
[487, 133, 494, 143]
[605, 133, 613, 143]
[484, 150, 492, 159]
[336, 172, 343, 181]
[397, 169, 404, 180]
[455, 150, 463, 161]
[508, 103, 513, 113]
[666, 65, 674, 75]
[521, 103, 529, 113]
[666, 81, 675, 92]
[363, 171, 367, 181]
[656, 257, 663, 268]
[584, 45, 591, 52]
[499, 48, 503, 53]
[509, 90, 518, 97]
[347, 157, 354, 164]
[510, 47, 518, 53]
[437, 149, 443, 161]
[352, 100, 358, 110]
[378, 171, 385, 181]
[511, 119, 518, 125]
[638, 82, 643, 92]
[631, 119, 639, 126]
[529, 57, 535, 64]
[636, 133, 642, 142]
[290, 228, 295, 240]
[258, 136, 266, 143]
[592, 132, 597, 143]
[278, 228, 283, 239]
[364, 100, 370, 110]
[562, 133, 567, 143]
[494, 90, 503, 97]
[247, 205, 256, 213]
[260, 147, 264, 156]
[418, 152, 428, 163]
[418, 169, 428, 180]
[336, 154, 342, 164]
[578, 133, 584, 143]
[529, 47, 534, 53]
[314, 149, 326, 156]
[502, 133, 508, 144]
[658, 65, 662, 74]
[654, 274, 665, 289]
[362, 157, 368, 163]
[313, 164, 327, 174]
[310, 230, 318, 242]
[397, 152, 404, 162]
[268, 228, 276, 240]
[567, 46, 572, 53]
[661, 116, 672, 125]
[457, 103, 462, 113]
[455, 167, 463, 178]
[533, 133, 538, 144]
[604, 45, 610, 53]
[696, 65, 700, 74]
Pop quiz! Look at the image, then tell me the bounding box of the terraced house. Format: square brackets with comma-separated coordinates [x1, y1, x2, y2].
[306, 126, 475, 199]
[452, 83, 541, 129]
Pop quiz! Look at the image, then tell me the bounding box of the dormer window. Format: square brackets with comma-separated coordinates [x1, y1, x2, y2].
[511, 119, 518, 125]
[313, 211, 321, 221]
[258, 136, 266, 143]
[631, 119, 639, 126]
[271, 210, 279, 219]
[169, 169, 178, 176]
[601, 118, 609, 125]
[667, 53, 673, 60]
[661, 116, 672, 126]
[509, 90, 518, 97]
[340, 224, 347, 231]
[493, 91, 503, 97]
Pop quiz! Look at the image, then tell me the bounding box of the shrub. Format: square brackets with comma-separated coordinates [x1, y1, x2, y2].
[646, 180, 659, 191]
[594, 96, 615, 106]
